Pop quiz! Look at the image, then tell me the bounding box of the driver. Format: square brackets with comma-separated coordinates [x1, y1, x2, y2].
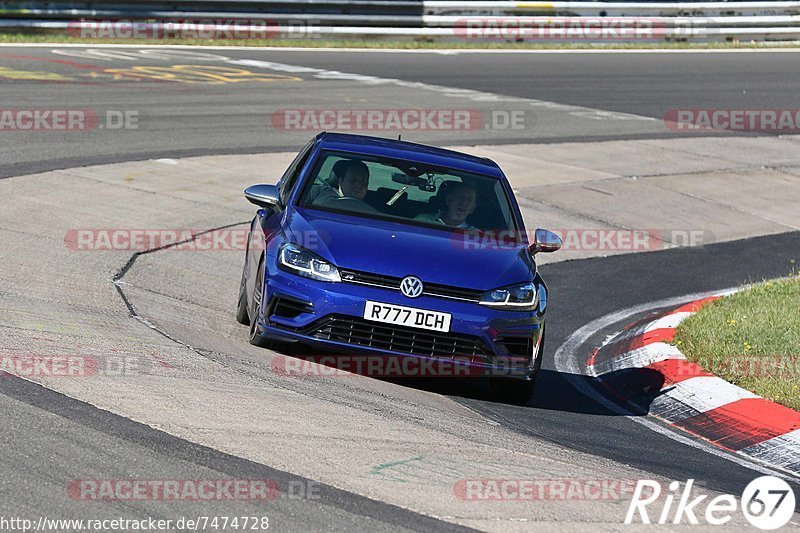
[415, 182, 478, 230]
[313, 159, 370, 205]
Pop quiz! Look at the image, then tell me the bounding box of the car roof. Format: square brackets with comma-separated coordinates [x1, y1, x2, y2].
[314, 132, 505, 179]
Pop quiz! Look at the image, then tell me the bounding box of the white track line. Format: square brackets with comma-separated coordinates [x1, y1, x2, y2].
[40, 45, 656, 122]
[227, 57, 655, 122]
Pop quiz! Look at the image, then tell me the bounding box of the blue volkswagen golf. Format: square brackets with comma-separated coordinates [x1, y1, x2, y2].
[237, 133, 561, 403]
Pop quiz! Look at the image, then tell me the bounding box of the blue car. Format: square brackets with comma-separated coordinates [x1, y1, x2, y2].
[236, 133, 561, 403]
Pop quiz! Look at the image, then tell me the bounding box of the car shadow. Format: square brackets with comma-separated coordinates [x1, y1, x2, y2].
[380, 368, 666, 416]
[284, 347, 665, 416]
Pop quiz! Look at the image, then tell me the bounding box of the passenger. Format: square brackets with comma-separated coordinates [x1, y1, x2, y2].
[415, 182, 478, 230]
[313, 160, 370, 205]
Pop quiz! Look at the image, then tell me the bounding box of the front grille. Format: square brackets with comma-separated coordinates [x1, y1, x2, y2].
[340, 269, 397, 289]
[425, 281, 485, 302]
[339, 269, 483, 303]
[304, 315, 492, 360]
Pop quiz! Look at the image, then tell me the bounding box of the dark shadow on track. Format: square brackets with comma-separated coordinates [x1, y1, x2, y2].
[377, 368, 667, 415]
[277, 349, 667, 416]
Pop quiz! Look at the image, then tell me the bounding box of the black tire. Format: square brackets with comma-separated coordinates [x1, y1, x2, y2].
[236, 229, 252, 325]
[235, 264, 250, 326]
[489, 327, 545, 405]
[489, 378, 536, 406]
[248, 257, 271, 347]
[247, 256, 286, 351]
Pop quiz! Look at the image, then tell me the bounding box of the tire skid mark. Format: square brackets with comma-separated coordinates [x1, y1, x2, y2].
[112, 219, 250, 366]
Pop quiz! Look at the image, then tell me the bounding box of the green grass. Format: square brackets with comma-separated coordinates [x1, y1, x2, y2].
[675, 270, 800, 412]
[2, 32, 800, 49]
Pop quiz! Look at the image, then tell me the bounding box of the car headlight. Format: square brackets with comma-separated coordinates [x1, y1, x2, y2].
[479, 282, 538, 311]
[278, 243, 341, 282]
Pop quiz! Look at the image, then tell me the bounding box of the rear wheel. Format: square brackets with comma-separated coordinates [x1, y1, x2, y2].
[489, 327, 545, 405]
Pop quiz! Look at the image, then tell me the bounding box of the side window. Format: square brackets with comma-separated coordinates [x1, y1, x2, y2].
[363, 160, 394, 191]
[278, 141, 314, 204]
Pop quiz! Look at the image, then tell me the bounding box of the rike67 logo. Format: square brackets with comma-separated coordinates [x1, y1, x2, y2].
[626, 476, 796, 530]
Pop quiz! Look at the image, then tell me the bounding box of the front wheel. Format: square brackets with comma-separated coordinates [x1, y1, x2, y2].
[235, 265, 250, 326]
[489, 327, 544, 405]
[247, 257, 287, 351]
[248, 257, 272, 348]
[236, 229, 252, 326]
[489, 378, 536, 405]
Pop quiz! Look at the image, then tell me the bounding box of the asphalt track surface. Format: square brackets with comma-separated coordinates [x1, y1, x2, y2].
[477, 231, 800, 492]
[220, 49, 800, 119]
[3, 46, 800, 178]
[0, 375, 472, 532]
[2, 46, 800, 529]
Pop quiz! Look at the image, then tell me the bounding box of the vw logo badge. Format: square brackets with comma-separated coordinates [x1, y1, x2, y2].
[400, 276, 423, 298]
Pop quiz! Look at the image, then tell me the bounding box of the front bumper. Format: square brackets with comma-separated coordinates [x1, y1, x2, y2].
[257, 267, 545, 379]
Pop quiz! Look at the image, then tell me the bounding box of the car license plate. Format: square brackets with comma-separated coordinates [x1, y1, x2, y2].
[364, 301, 451, 333]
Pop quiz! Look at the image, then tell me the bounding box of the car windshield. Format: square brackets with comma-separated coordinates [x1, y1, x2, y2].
[297, 150, 519, 233]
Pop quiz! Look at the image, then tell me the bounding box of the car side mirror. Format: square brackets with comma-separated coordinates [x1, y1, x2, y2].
[244, 184, 280, 208]
[530, 228, 562, 254]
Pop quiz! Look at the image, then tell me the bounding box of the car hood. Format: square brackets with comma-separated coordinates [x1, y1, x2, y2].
[286, 207, 534, 291]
